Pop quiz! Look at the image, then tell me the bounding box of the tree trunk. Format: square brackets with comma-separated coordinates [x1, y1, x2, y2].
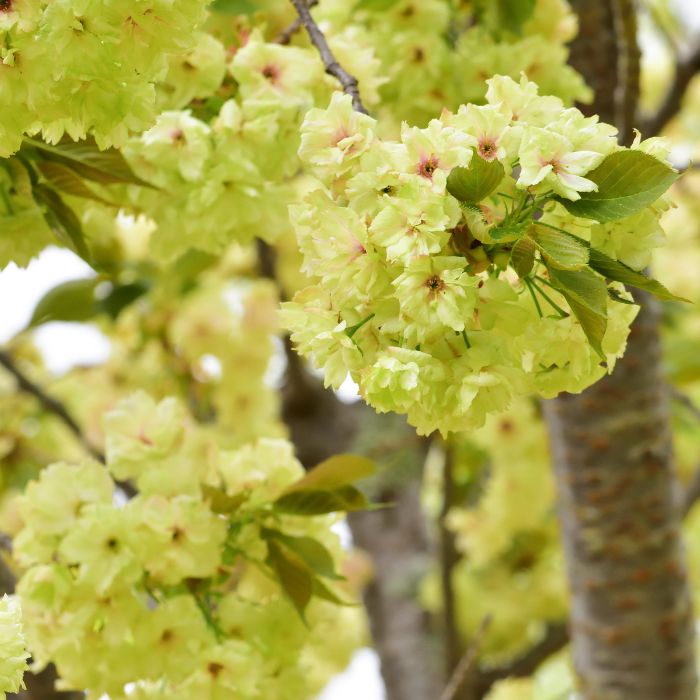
[544, 291, 697, 699]
[542, 3, 698, 696]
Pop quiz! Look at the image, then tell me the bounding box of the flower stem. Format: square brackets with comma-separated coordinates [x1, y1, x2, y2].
[524, 277, 543, 318]
[346, 313, 375, 338]
[530, 277, 569, 318]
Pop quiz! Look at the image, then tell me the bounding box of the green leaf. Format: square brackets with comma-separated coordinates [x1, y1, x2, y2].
[548, 267, 608, 358]
[201, 485, 248, 514]
[587, 249, 689, 302]
[261, 529, 344, 580]
[207, 0, 257, 14]
[553, 150, 681, 223]
[355, 0, 401, 10]
[32, 184, 91, 261]
[489, 223, 527, 244]
[36, 162, 115, 205]
[96, 281, 151, 320]
[608, 288, 641, 306]
[23, 136, 155, 189]
[510, 237, 536, 278]
[447, 158, 505, 204]
[474, 0, 536, 35]
[273, 485, 370, 515]
[267, 540, 313, 622]
[29, 278, 99, 327]
[282, 454, 377, 494]
[526, 224, 589, 270]
[312, 578, 357, 606]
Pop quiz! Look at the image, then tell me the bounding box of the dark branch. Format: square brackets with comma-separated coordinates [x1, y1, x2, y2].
[472, 623, 569, 698]
[0, 349, 138, 499]
[439, 615, 492, 700]
[0, 349, 105, 464]
[439, 445, 462, 679]
[682, 463, 700, 519]
[274, 0, 318, 45]
[287, 0, 368, 114]
[639, 35, 700, 137]
[669, 384, 700, 424]
[612, 0, 641, 146]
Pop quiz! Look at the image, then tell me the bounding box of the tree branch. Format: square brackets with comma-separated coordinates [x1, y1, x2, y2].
[0, 349, 138, 499]
[439, 615, 492, 700]
[0, 349, 105, 464]
[639, 35, 700, 137]
[287, 0, 368, 114]
[472, 623, 570, 699]
[612, 0, 641, 146]
[274, 0, 318, 45]
[439, 444, 462, 679]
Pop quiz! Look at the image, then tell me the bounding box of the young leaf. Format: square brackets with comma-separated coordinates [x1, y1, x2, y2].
[608, 288, 641, 306]
[96, 282, 151, 320]
[23, 136, 155, 189]
[511, 237, 536, 278]
[553, 150, 681, 223]
[587, 249, 689, 302]
[261, 529, 344, 580]
[207, 0, 256, 14]
[526, 224, 589, 270]
[282, 454, 377, 495]
[355, 0, 401, 9]
[200, 485, 248, 514]
[29, 278, 99, 327]
[489, 224, 527, 244]
[447, 158, 505, 204]
[267, 540, 313, 621]
[32, 184, 91, 261]
[548, 267, 608, 358]
[474, 0, 536, 35]
[36, 162, 115, 205]
[312, 578, 357, 606]
[274, 485, 370, 515]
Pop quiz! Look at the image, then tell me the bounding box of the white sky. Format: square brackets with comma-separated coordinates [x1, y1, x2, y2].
[2, 2, 700, 697]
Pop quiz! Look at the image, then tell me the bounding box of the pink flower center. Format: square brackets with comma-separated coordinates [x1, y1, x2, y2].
[170, 129, 186, 144]
[419, 156, 439, 179]
[478, 140, 498, 161]
[0, 0, 13, 11]
[261, 64, 280, 84]
[426, 275, 446, 298]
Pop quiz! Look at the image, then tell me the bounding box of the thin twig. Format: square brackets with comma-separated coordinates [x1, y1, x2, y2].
[440, 444, 461, 678]
[0, 349, 139, 498]
[682, 463, 700, 518]
[439, 615, 492, 700]
[274, 0, 318, 45]
[639, 34, 700, 137]
[472, 622, 569, 698]
[668, 384, 700, 424]
[667, 385, 700, 517]
[0, 349, 105, 463]
[287, 0, 368, 114]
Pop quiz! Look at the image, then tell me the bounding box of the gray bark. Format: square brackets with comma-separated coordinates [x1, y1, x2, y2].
[544, 293, 697, 699]
[542, 3, 699, 697]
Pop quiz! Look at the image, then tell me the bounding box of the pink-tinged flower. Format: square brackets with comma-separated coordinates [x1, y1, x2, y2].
[517, 128, 604, 201]
[384, 119, 476, 193]
[445, 103, 515, 162]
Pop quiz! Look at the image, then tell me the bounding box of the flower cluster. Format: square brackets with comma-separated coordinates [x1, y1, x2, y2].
[124, 30, 385, 260]
[0, 596, 29, 699]
[282, 76, 676, 435]
[14, 391, 365, 700]
[0, 0, 209, 157]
